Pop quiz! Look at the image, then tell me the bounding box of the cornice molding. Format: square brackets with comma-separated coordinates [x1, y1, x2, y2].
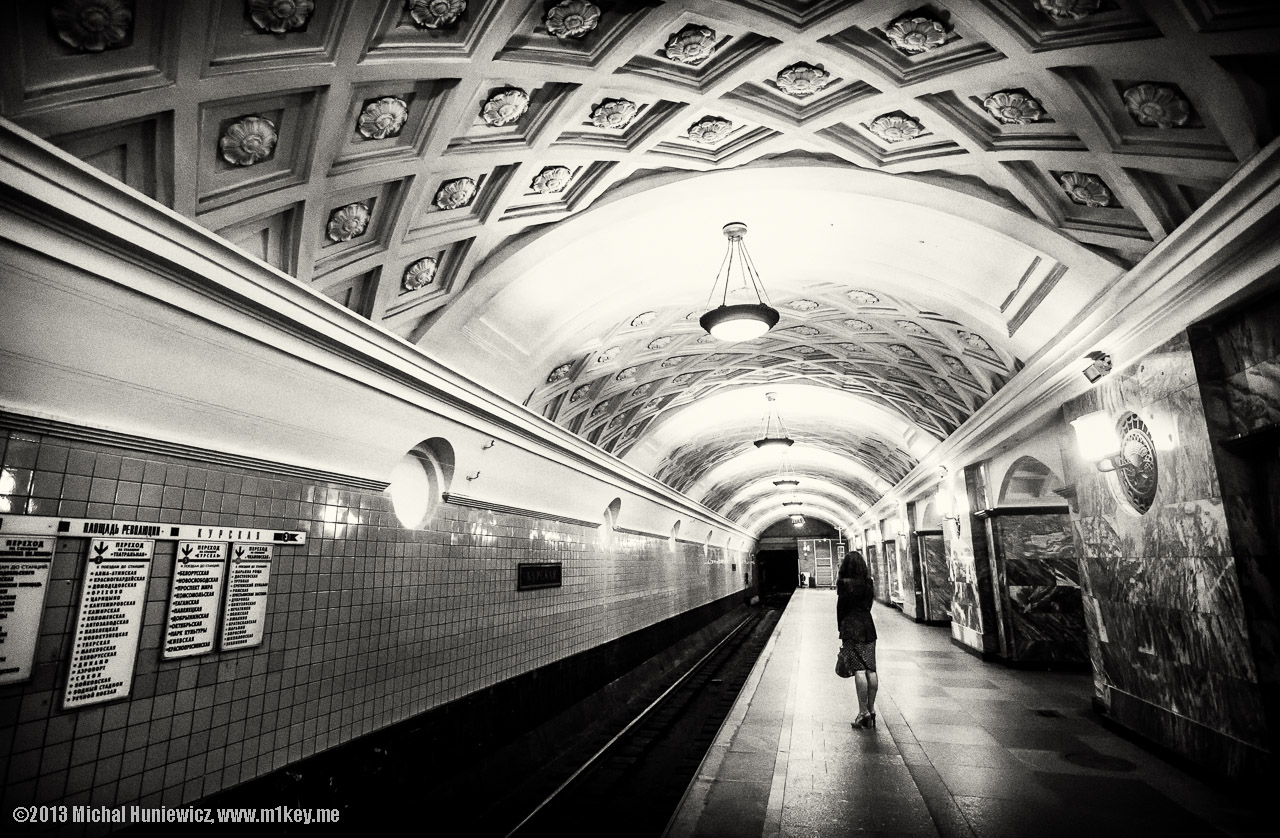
[0, 118, 753, 542]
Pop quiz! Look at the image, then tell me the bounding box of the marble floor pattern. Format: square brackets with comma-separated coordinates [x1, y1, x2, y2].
[667, 589, 1261, 838]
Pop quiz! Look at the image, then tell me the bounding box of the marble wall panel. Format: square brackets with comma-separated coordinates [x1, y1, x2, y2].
[1062, 330, 1266, 779]
[991, 514, 1087, 664]
[919, 533, 950, 622]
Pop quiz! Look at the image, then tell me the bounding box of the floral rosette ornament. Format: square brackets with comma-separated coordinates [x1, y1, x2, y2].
[433, 177, 477, 210]
[402, 257, 438, 291]
[219, 116, 278, 166]
[326, 202, 371, 243]
[1033, 0, 1100, 22]
[885, 16, 947, 54]
[407, 0, 466, 29]
[869, 114, 923, 143]
[531, 166, 572, 194]
[982, 91, 1045, 125]
[1058, 171, 1113, 207]
[688, 116, 732, 145]
[1122, 84, 1191, 129]
[664, 25, 717, 65]
[248, 0, 315, 34]
[481, 88, 530, 127]
[358, 97, 409, 140]
[590, 98, 638, 130]
[545, 1, 601, 39]
[775, 63, 833, 98]
[50, 0, 133, 52]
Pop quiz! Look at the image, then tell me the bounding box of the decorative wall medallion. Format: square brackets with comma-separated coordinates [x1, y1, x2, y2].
[648, 336, 674, 350]
[897, 320, 928, 336]
[982, 91, 1045, 125]
[889, 344, 922, 360]
[1116, 412, 1158, 514]
[615, 367, 638, 382]
[884, 16, 947, 54]
[531, 165, 572, 194]
[688, 116, 733, 145]
[547, 362, 573, 383]
[591, 98, 638, 130]
[50, 0, 133, 51]
[662, 356, 689, 367]
[597, 346, 620, 363]
[408, 0, 466, 29]
[869, 114, 924, 143]
[1059, 171, 1113, 207]
[845, 319, 874, 332]
[664, 25, 717, 65]
[481, 89, 530, 127]
[630, 311, 657, 327]
[433, 177, 477, 210]
[1033, 0, 1100, 22]
[570, 384, 591, 402]
[1122, 84, 1191, 128]
[775, 63, 833, 98]
[847, 290, 880, 305]
[958, 330, 993, 353]
[358, 97, 409, 140]
[218, 116, 278, 166]
[326, 202, 371, 242]
[789, 325, 820, 337]
[788, 299, 820, 311]
[248, 0, 315, 34]
[545, 1, 600, 39]
[402, 256, 438, 291]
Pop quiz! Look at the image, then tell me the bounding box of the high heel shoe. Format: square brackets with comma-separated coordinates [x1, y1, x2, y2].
[851, 713, 868, 729]
[859, 712, 876, 729]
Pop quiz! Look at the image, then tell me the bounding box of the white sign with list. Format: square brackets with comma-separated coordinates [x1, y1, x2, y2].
[64, 538, 154, 709]
[0, 536, 55, 685]
[162, 541, 228, 659]
[220, 543, 272, 651]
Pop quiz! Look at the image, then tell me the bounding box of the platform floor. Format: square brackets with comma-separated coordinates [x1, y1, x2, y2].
[666, 589, 1260, 838]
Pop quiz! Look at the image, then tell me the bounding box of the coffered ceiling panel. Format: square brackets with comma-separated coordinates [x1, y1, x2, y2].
[5, 0, 1278, 530]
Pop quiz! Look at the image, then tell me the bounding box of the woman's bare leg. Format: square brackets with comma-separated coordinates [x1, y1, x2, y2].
[853, 671, 870, 717]
[866, 671, 879, 715]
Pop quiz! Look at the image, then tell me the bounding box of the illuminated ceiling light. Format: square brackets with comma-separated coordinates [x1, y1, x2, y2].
[773, 442, 799, 486]
[699, 221, 780, 342]
[790, 514, 805, 527]
[782, 501, 803, 506]
[753, 391, 794, 449]
[1083, 350, 1112, 383]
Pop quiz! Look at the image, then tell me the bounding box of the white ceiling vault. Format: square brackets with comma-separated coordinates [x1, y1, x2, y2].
[5, 0, 1278, 533]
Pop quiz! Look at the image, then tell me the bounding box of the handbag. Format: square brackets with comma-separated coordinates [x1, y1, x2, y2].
[835, 645, 856, 678]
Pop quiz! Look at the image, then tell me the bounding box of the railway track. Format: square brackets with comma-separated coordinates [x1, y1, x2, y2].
[493, 601, 782, 838]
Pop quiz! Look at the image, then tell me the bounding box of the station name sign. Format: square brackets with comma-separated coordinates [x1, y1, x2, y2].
[0, 514, 305, 544]
[517, 562, 562, 591]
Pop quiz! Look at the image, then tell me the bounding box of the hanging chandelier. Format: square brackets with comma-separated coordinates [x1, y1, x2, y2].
[773, 444, 799, 487]
[754, 391, 793, 450]
[699, 221, 780, 342]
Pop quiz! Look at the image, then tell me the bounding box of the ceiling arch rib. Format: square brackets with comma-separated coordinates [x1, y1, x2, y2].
[692, 446, 892, 514]
[721, 480, 869, 524]
[740, 496, 859, 538]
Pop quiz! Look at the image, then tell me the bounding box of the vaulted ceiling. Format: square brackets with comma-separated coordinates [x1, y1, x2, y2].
[6, 0, 1277, 532]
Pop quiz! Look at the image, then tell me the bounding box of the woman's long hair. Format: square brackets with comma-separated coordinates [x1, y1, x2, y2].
[838, 549, 870, 582]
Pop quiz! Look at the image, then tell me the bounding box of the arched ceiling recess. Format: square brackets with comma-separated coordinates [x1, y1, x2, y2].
[741, 496, 858, 538]
[7, 0, 1275, 531]
[691, 445, 896, 514]
[721, 480, 870, 525]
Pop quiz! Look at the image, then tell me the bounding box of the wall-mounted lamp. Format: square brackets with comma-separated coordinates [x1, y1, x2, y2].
[935, 483, 962, 537]
[1083, 351, 1112, 384]
[1069, 410, 1157, 482]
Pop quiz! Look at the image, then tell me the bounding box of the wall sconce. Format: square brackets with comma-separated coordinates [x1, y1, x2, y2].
[1070, 409, 1158, 489]
[935, 484, 961, 537]
[1083, 351, 1112, 383]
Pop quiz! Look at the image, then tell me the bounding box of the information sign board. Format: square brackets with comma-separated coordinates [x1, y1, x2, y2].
[220, 544, 271, 651]
[161, 542, 228, 659]
[0, 536, 55, 685]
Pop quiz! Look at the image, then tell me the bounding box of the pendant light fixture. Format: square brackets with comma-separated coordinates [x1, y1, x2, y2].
[699, 222, 780, 342]
[773, 445, 799, 488]
[754, 392, 794, 450]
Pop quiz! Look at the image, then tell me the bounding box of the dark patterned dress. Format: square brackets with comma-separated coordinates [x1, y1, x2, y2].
[837, 574, 877, 672]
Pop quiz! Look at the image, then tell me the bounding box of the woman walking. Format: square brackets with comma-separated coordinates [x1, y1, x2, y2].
[836, 550, 878, 729]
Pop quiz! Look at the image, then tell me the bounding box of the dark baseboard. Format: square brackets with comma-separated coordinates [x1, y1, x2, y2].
[948, 636, 1091, 671]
